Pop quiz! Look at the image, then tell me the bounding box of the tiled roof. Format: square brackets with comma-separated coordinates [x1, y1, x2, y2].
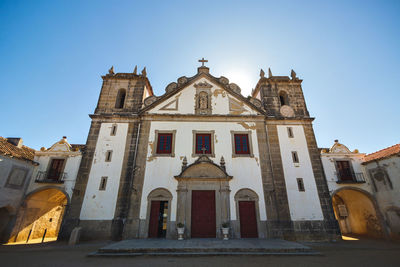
[0, 137, 36, 163]
[364, 144, 400, 163]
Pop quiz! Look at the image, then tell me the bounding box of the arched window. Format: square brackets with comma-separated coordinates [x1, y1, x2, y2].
[279, 91, 289, 106]
[115, 89, 126, 109]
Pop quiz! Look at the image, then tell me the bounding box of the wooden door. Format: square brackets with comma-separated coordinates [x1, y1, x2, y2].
[239, 201, 258, 238]
[48, 159, 64, 180]
[336, 161, 353, 181]
[191, 190, 216, 238]
[148, 201, 160, 238]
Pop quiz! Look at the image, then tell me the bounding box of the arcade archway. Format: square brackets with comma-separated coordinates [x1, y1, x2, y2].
[332, 187, 384, 238]
[8, 188, 68, 244]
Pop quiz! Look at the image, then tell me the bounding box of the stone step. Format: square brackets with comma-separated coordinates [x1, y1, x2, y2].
[90, 239, 320, 257]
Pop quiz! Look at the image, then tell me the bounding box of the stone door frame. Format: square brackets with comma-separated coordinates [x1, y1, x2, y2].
[234, 188, 262, 238]
[174, 155, 232, 239]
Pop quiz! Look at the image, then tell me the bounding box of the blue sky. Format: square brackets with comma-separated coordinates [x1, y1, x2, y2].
[0, 0, 399, 153]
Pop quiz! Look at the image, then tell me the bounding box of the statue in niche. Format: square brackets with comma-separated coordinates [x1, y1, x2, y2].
[199, 91, 208, 109]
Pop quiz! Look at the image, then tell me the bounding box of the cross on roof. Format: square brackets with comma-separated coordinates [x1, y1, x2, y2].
[198, 57, 208, 67]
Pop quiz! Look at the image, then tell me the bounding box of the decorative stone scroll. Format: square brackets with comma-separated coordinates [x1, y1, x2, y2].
[249, 97, 262, 108]
[218, 76, 229, 85]
[165, 82, 178, 93]
[229, 83, 241, 94]
[143, 95, 158, 106]
[193, 81, 212, 89]
[177, 76, 188, 85]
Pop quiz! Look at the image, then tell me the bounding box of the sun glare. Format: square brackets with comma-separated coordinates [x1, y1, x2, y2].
[342, 235, 359, 241]
[223, 69, 257, 97]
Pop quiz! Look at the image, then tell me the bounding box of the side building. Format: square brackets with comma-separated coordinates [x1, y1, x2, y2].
[7, 137, 83, 244]
[0, 137, 37, 243]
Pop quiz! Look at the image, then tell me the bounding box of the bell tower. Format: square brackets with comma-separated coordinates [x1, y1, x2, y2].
[254, 68, 310, 118]
[61, 66, 153, 241]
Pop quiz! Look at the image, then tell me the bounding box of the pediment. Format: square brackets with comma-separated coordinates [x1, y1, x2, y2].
[47, 138, 72, 152]
[175, 155, 232, 181]
[142, 72, 264, 116]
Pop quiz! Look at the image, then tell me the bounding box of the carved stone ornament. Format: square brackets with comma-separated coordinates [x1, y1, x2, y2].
[165, 82, 178, 93]
[229, 83, 241, 94]
[249, 97, 262, 108]
[280, 105, 295, 117]
[177, 76, 188, 85]
[143, 95, 158, 106]
[194, 81, 213, 89]
[219, 76, 229, 85]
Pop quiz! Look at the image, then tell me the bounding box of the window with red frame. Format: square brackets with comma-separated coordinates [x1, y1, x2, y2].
[195, 134, 212, 154]
[234, 134, 250, 154]
[156, 133, 173, 154]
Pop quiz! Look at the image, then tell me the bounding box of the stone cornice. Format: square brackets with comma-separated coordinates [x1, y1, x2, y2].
[141, 113, 265, 122]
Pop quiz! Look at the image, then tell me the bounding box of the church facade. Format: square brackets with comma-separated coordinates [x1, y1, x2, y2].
[61, 61, 340, 241]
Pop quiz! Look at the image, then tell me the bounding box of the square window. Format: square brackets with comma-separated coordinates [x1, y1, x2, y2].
[234, 134, 250, 154]
[196, 133, 212, 154]
[156, 133, 173, 154]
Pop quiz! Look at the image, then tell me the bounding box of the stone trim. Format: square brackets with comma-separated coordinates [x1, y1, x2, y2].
[152, 130, 176, 157]
[302, 123, 341, 238]
[234, 188, 262, 238]
[230, 130, 254, 158]
[144, 188, 173, 238]
[5, 165, 28, 189]
[121, 120, 151, 239]
[192, 130, 215, 158]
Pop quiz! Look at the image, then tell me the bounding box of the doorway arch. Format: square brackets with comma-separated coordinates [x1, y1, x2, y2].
[8, 187, 69, 244]
[332, 187, 386, 238]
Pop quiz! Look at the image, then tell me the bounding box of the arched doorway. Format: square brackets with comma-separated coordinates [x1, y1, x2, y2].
[8, 188, 68, 244]
[332, 187, 385, 238]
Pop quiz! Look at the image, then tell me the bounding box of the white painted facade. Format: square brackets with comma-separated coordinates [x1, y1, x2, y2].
[320, 145, 371, 195]
[140, 121, 267, 221]
[80, 123, 128, 220]
[277, 125, 324, 220]
[27, 139, 83, 199]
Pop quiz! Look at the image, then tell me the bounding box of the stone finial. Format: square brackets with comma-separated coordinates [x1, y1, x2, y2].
[334, 139, 339, 143]
[291, 69, 297, 80]
[268, 68, 272, 78]
[141, 67, 147, 77]
[260, 69, 265, 78]
[108, 66, 114, 75]
[182, 156, 188, 171]
[133, 65, 137, 74]
[220, 156, 226, 171]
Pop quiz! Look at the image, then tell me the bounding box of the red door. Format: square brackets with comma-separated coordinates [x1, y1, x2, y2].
[239, 201, 258, 238]
[148, 201, 160, 238]
[191, 190, 216, 238]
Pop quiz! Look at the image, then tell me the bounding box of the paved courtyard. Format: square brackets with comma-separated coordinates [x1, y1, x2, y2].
[1, 238, 400, 267]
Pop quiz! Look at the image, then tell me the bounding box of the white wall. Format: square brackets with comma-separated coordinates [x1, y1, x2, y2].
[320, 153, 372, 195]
[80, 123, 128, 220]
[277, 125, 324, 220]
[140, 121, 267, 221]
[28, 152, 82, 199]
